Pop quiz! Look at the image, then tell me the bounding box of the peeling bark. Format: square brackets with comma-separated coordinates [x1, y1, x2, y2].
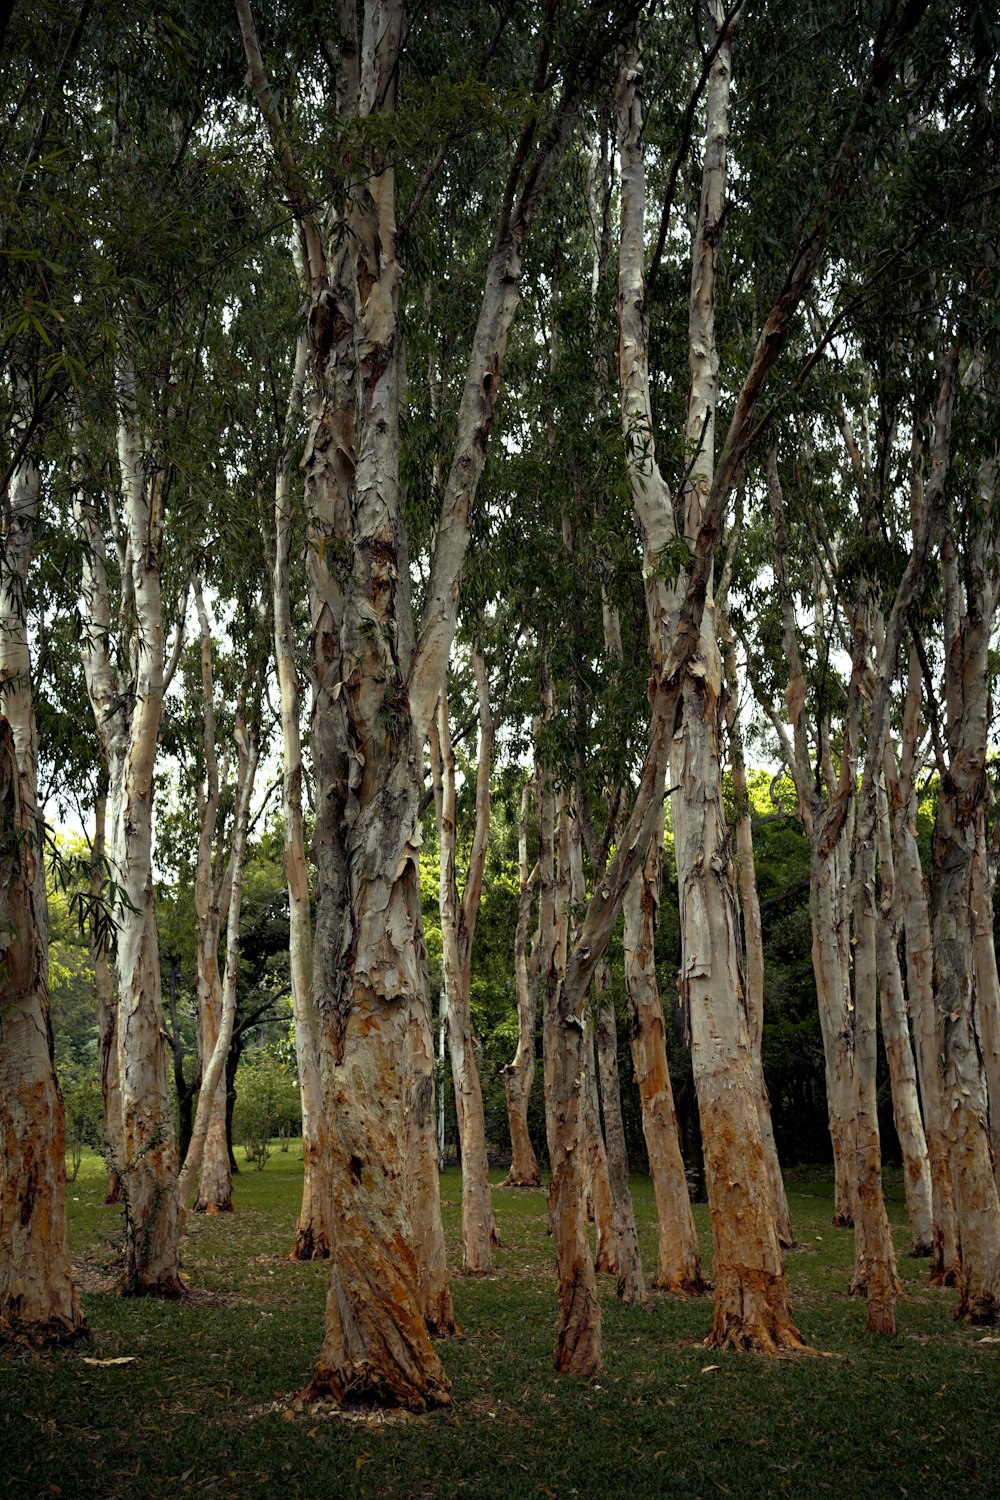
[91, 781, 123, 1205]
[932, 444, 1000, 1325]
[272, 337, 331, 1260]
[618, 9, 803, 1353]
[0, 437, 85, 1341]
[190, 581, 234, 1216]
[74, 376, 183, 1297]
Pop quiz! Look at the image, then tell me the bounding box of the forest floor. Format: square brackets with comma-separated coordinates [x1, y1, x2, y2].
[1, 1154, 997, 1499]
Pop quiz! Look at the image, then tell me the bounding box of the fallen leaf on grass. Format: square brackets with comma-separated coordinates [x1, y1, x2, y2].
[701, 1365, 721, 1374]
[81, 1357, 137, 1367]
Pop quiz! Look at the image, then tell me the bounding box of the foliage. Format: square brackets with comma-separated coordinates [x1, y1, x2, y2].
[232, 1047, 301, 1170]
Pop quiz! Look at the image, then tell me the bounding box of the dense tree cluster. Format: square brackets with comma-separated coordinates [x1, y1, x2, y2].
[1, 0, 998, 1410]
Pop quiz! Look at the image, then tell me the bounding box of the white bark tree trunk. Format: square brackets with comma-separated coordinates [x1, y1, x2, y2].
[91, 780, 123, 1204]
[272, 336, 330, 1260]
[190, 581, 233, 1216]
[932, 446, 1000, 1324]
[74, 374, 183, 1297]
[430, 646, 499, 1274]
[721, 627, 794, 1248]
[876, 779, 933, 1257]
[887, 680, 960, 1284]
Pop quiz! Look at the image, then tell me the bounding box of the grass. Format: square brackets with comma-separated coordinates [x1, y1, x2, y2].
[2, 1151, 997, 1499]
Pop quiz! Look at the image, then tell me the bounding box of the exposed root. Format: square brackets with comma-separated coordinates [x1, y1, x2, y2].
[306, 1362, 452, 1414]
[289, 1227, 331, 1262]
[956, 1292, 1000, 1326]
[706, 1267, 811, 1356]
[0, 1315, 90, 1348]
[119, 1273, 186, 1300]
[652, 1271, 713, 1297]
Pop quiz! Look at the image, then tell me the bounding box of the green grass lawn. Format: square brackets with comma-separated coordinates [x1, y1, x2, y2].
[2, 1151, 997, 1498]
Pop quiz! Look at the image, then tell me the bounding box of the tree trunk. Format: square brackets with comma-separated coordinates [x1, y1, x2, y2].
[74, 380, 182, 1297]
[876, 780, 933, 1257]
[272, 335, 331, 1260]
[932, 482, 1000, 1323]
[595, 974, 646, 1303]
[971, 825, 1000, 1190]
[191, 581, 233, 1216]
[810, 822, 858, 1228]
[180, 717, 259, 1224]
[91, 780, 123, 1204]
[933, 777, 1000, 1321]
[0, 437, 85, 1341]
[0, 721, 86, 1341]
[430, 658, 498, 1274]
[623, 824, 707, 1294]
[888, 712, 960, 1284]
[722, 628, 794, 1248]
[503, 780, 541, 1187]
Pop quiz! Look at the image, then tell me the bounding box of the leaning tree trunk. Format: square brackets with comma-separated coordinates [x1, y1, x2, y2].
[932, 481, 1000, 1323]
[179, 714, 259, 1225]
[503, 779, 541, 1187]
[623, 821, 707, 1294]
[0, 439, 85, 1342]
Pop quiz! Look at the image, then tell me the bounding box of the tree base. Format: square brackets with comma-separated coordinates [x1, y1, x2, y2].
[120, 1272, 186, 1300]
[831, 1212, 854, 1229]
[706, 1267, 808, 1355]
[652, 1269, 712, 1297]
[0, 1312, 89, 1346]
[306, 1360, 452, 1413]
[554, 1270, 602, 1376]
[194, 1199, 233, 1216]
[423, 1294, 460, 1340]
[289, 1225, 331, 1261]
[956, 1291, 1000, 1325]
[501, 1173, 541, 1190]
